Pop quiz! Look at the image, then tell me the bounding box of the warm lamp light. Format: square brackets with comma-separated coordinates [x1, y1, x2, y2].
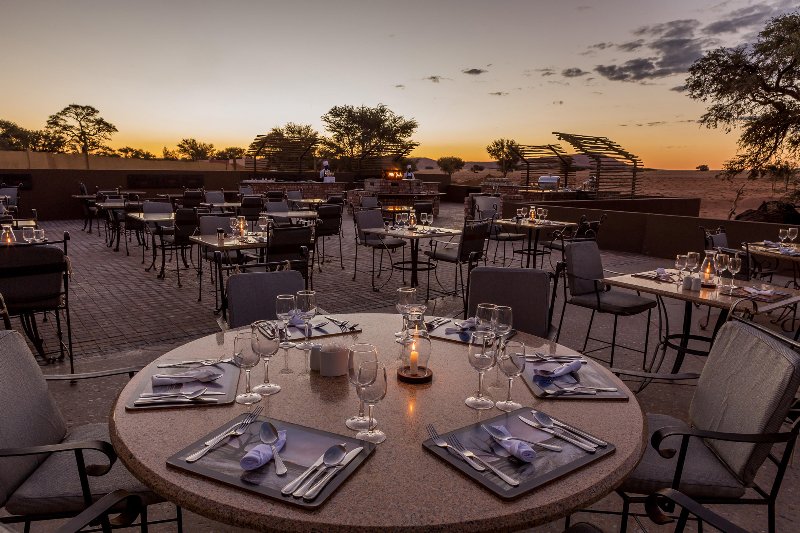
[1, 225, 15, 245]
[700, 250, 717, 288]
[398, 313, 432, 383]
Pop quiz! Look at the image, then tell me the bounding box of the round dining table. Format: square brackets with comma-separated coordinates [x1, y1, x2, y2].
[111, 313, 645, 532]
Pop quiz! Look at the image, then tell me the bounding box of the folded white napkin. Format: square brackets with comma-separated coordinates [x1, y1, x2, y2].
[151, 368, 223, 387]
[655, 267, 672, 281]
[743, 286, 775, 296]
[445, 317, 478, 334]
[763, 240, 780, 247]
[491, 425, 536, 462]
[533, 360, 582, 377]
[239, 430, 287, 470]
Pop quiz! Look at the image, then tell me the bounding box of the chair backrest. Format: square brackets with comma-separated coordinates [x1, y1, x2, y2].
[198, 215, 233, 236]
[182, 189, 204, 208]
[265, 200, 289, 213]
[563, 241, 605, 296]
[0, 244, 66, 314]
[226, 271, 305, 328]
[0, 187, 18, 205]
[286, 191, 302, 200]
[266, 191, 285, 201]
[172, 208, 198, 243]
[79, 182, 88, 195]
[204, 190, 225, 204]
[239, 185, 254, 196]
[473, 196, 498, 220]
[701, 226, 729, 249]
[413, 201, 434, 219]
[458, 220, 489, 262]
[316, 204, 342, 236]
[361, 196, 380, 209]
[467, 267, 551, 337]
[0, 330, 67, 506]
[574, 213, 607, 240]
[689, 319, 800, 484]
[142, 201, 173, 214]
[268, 226, 313, 263]
[326, 195, 344, 205]
[354, 209, 384, 242]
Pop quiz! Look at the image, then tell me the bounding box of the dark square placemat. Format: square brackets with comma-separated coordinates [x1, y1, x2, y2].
[167, 414, 375, 508]
[520, 358, 628, 401]
[422, 407, 615, 499]
[728, 287, 791, 303]
[125, 362, 239, 410]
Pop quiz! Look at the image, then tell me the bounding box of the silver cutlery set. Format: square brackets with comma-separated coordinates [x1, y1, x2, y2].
[324, 316, 359, 332]
[426, 317, 451, 330]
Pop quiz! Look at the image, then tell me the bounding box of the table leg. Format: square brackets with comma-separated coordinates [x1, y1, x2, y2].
[525, 228, 533, 268]
[671, 301, 694, 374]
[145, 231, 158, 272]
[532, 228, 541, 268]
[410, 238, 419, 287]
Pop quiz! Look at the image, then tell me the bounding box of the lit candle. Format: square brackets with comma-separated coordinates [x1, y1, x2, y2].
[409, 340, 419, 375]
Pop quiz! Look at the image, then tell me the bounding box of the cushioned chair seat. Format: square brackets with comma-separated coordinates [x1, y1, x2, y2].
[565, 523, 606, 533]
[365, 237, 406, 250]
[490, 232, 525, 241]
[569, 290, 656, 315]
[5, 423, 162, 515]
[618, 413, 745, 499]
[424, 246, 458, 263]
[6, 296, 63, 313]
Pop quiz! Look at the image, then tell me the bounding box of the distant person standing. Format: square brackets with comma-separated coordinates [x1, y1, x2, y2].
[403, 164, 415, 180]
[320, 160, 335, 182]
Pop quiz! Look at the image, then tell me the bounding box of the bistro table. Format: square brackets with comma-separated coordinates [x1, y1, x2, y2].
[604, 270, 800, 373]
[110, 312, 645, 532]
[200, 201, 241, 212]
[494, 219, 577, 268]
[746, 242, 800, 288]
[126, 212, 176, 269]
[362, 226, 461, 288]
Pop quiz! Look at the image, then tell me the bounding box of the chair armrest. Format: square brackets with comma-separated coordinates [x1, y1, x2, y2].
[651, 425, 796, 459]
[603, 269, 626, 276]
[56, 489, 143, 533]
[44, 367, 142, 381]
[611, 368, 700, 381]
[0, 439, 117, 476]
[645, 489, 749, 533]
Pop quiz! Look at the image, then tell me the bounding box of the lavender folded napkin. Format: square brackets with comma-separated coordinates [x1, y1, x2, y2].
[287, 311, 305, 327]
[445, 317, 478, 334]
[491, 425, 537, 462]
[151, 368, 223, 387]
[763, 240, 780, 248]
[743, 286, 775, 296]
[533, 360, 582, 378]
[239, 430, 287, 470]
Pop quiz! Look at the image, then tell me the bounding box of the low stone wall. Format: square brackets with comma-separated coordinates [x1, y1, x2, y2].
[246, 181, 346, 199]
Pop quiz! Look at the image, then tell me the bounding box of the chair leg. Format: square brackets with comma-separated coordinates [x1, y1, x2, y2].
[353, 242, 359, 281]
[555, 300, 567, 343]
[140, 504, 148, 533]
[176, 505, 184, 533]
[371, 248, 377, 291]
[338, 234, 344, 269]
[768, 500, 776, 533]
[610, 314, 619, 368]
[582, 310, 596, 352]
[619, 494, 630, 533]
[642, 309, 652, 369]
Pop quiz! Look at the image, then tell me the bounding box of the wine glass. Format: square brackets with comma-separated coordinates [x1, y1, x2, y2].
[714, 252, 729, 289]
[33, 229, 45, 242]
[491, 305, 513, 344]
[275, 294, 296, 354]
[536, 207, 544, 220]
[686, 252, 699, 278]
[395, 213, 402, 227]
[541, 208, 548, 221]
[229, 217, 237, 236]
[345, 343, 379, 430]
[475, 303, 496, 333]
[728, 255, 742, 290]
[790, 227, 799, 247]
[257, 215, 269, 235]
[395, 287, 416, 337]
[295, 290, 316, 351]
[22, 227, 34, 243]
[495, 341, 526, 412]
[401, 212, 410, 227]
[427, 213, 434, 227]
[233, 331, 262, 404]
[251, 321, 281, 395]
[675, 254, 687, 281]
[420, 213, 428, 227]
[779, 228, 789, 246]
[465, 331, 497, 410]
[355, 361, 388, 444]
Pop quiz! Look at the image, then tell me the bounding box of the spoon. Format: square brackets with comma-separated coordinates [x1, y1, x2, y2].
[140, 387, 207, 399]
[292, 444, 347, 497]
[532, 411, 597, 449]
[481, 424, 562, 452]
[260, 422, 287, 476]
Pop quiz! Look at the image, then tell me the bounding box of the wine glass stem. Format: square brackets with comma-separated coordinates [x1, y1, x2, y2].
[367, 404, 375, 435]
[477, 371, 485, 399]
[358, 398, 366, 418]
[506, 378, 514, 402]
[304, 320, 310, 344]
[263, 358, 270, 384]
[245, 369, 252, 393]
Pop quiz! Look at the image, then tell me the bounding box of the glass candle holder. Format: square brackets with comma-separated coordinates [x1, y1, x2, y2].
[398, 314, 432, 383]
[699, 250, 717, 288]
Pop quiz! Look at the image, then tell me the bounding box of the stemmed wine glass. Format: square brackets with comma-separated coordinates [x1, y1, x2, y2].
[779, 228, 789, 246]
[251, 321, 281, 395]
[22, 227, 34, 243]
[675, 254, 687, 282]
[427, 213, 434, 227]
[686, 252, 699, 278]
[229, 217, 237, 237]
[257, 215, 269, 235]
[275, 294, 297, 353]
[728, 255, 742, 290]
[420, 213, 428, 227]
[345, 343, 379, 430]
[465, 331, 497, 410]
[355, 361, 388, 444]
[714, 252, 729, 290]
[233, 331, 262, 405]
[536, 207, 544, 220]
[495, 341, 526, 412]
[790, 227, 799, 248]
[475, 303, 496, 333]
[492, 305, 513, 346]
[295, 290, 316, 351]
[395, 287, 416, 337]
[541, 208, 548, 221]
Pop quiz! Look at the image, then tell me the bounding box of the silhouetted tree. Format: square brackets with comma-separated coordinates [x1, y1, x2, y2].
[471, 164, 485, 173]
[0, 120, 67, 152]
[696, 164, 710, 171]
[118, 147, 156, 159]
[162, 147, 180, 160]
[177, 138, 215, 161]
[437, 156, 465, 178]
[46, 104, 117, 155]
[486, 138, 520, 178]
[214, 147, 246, 160]
[686, 11, 800, 178]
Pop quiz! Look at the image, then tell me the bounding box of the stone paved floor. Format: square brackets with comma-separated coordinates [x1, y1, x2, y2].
[2, 203, 798, 532]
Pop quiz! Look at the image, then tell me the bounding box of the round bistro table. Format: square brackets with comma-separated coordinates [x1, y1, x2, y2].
[111, 313, 645, 532]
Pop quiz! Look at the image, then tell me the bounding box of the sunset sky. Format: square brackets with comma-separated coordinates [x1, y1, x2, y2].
[0, 0, 795, 169]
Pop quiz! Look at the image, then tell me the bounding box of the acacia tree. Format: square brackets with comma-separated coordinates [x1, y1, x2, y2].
[486, 138, 520, 178]
[686, 12, 800, 180]
[0, 120, 67, 152]
[176, 138, 215, 161]
[436, 156, 465, 178]
[214, 147, 246, 160]
[46, 104, 117, 155]
[117, 147, 156, 159]
[320, 104, 418, 171]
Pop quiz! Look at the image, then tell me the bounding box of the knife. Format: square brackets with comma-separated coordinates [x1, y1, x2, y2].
[544, 415, 609, 448]
[303, 447, 363, 501]
[133, 397, 219, 406]
[518, 416, 597, 453]
[139, 391, 226, 398]
[281, 453, 327, 495]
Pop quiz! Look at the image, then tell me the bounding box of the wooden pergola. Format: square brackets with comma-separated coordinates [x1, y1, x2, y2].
[346, 143, 409, 177]
[246, 134, 318, 177]
[553, 132, 642, 197]
[509, 143, 575, 188]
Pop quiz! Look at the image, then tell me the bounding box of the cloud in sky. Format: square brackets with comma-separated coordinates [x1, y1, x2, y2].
[462, 68, 487, 75]
[562, 67, 588, 77]
[489, 91, 508, 96]
[424, 75, 447, 83]
[394, 84, 405, 89]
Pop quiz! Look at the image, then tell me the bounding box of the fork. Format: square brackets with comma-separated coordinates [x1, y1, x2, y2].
[426, 424, 485, 471]
[157, 357, 234, 368]
[185, 405, 263, 462]
[448, 434, 519, 486]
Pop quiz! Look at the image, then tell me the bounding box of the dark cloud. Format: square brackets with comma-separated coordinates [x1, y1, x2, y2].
[424, 75, 446, 83]
[394, 84, 405, 89]
[562, 67, 588, 77]
[462, 68, 487, 75]
[617, 39, 645, 51]
[595, 58, 659, 81]
[590, 42, 613, 50]
[526, 68, 555, 77]
[576, 5, 592, 11]
[670, 85, 686, 92]
[553, 100, 564, 105]
[703, 3, 790, 34]
[489, 91, 508, 96]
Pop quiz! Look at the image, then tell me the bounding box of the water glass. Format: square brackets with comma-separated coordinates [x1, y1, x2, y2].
[395, 287, 416, 336]
[229, 217, 237, 235]
[714, 252, 729, 289]
[355, 361, 388, 444]
[728, 255, 742, 289]
[495, 341, 526, 412]
[465, 331, 497, 410]
[33, 229, 45, 242]
[233, 331, 262, 405]
[295, 290, 316, 350]
[275, 294, 297, 352]
[686, 252, 699, 277]
[251, 321, 281, 395]
[491, 305, 513, 344]
[675, 254, 687, 280]
[257, 215, 269, 234]
[779, 228, 789, 245]
[475, 303, 496, 333]
[790, 227, 798, 246]
[345, 343, 379, 431]
[22, 227, 34, 243]
[420, 213, 428, 226]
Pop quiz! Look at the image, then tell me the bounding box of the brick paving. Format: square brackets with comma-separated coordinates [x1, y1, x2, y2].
[3, 203, 799, 532]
